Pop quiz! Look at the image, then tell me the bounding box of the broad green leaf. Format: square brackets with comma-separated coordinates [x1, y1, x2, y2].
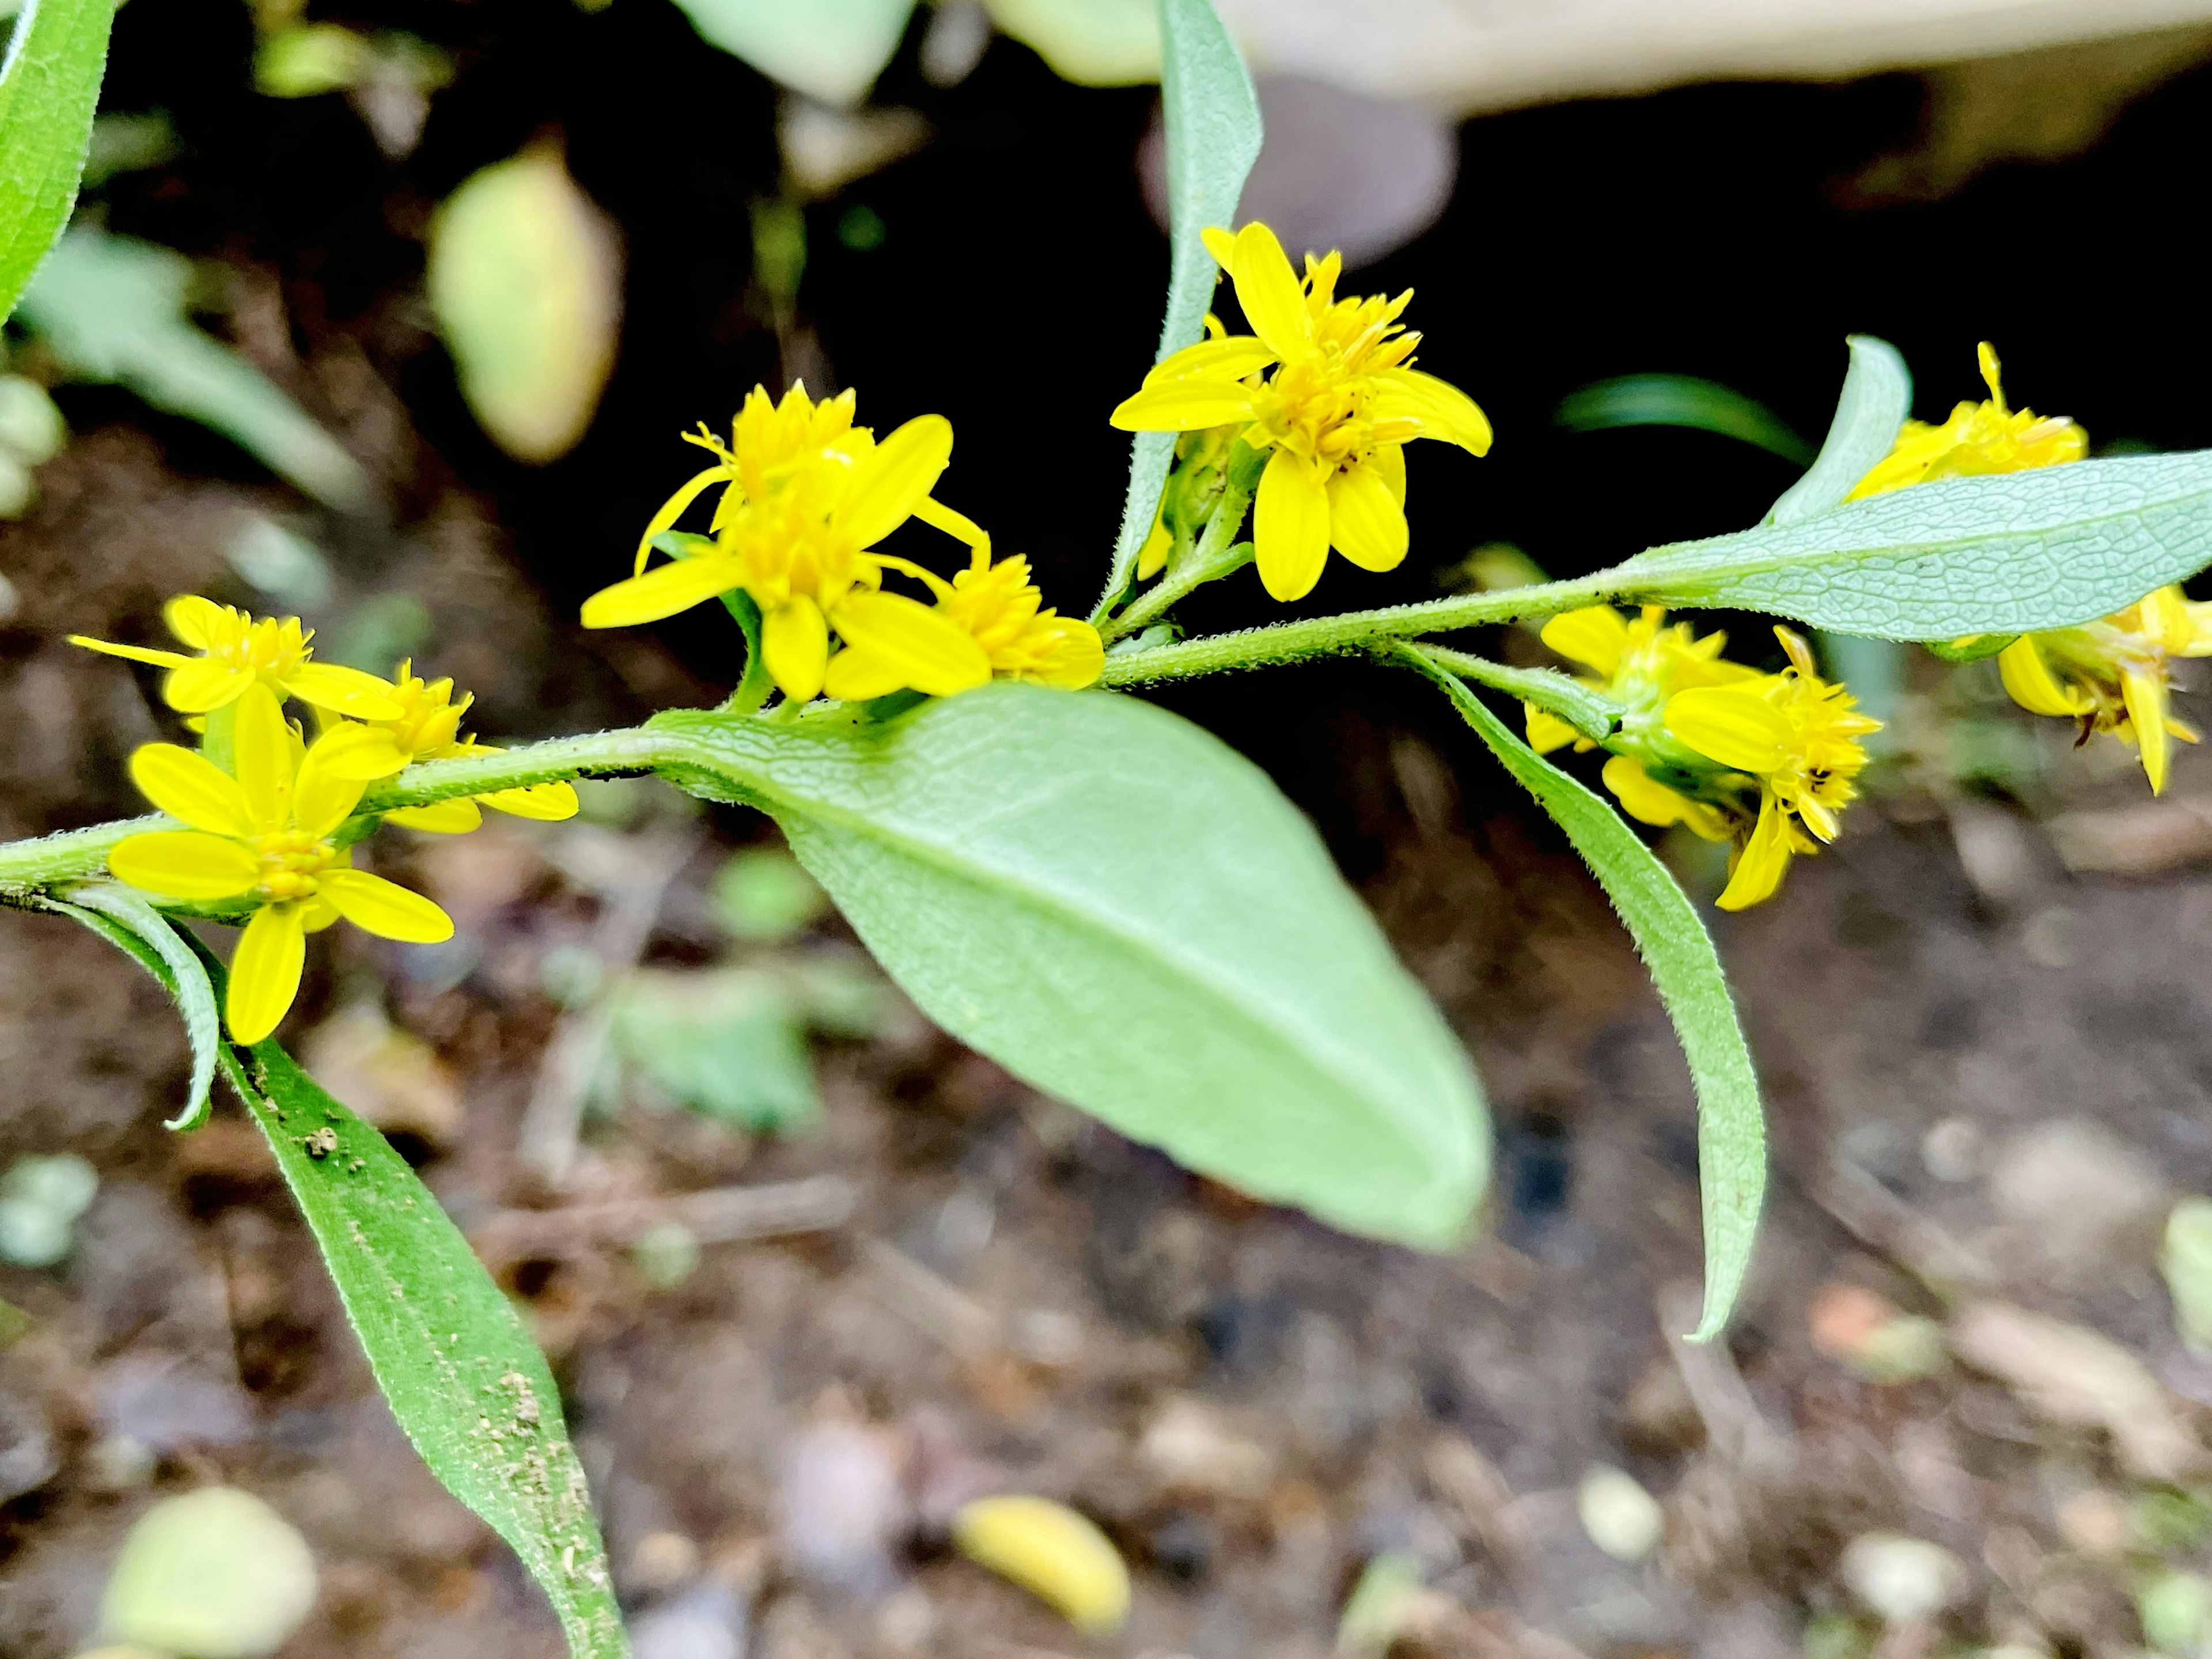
[1763, 334, 1911, 527]
[647, 683, 1488, 1248]
[666, 0, 914, 105]
[56, 882, 218, 1130]
[1094, 0, 1260, 620]
[1402, 648, 1763, 1339]
[1556, 373, 1810, 466]
[18, 228, 373, 510]
[185, 952, 626, 1658]
[1612, 451, 2212, 639]
[0, 0, 118, 323]
[427, 148, 621, 465]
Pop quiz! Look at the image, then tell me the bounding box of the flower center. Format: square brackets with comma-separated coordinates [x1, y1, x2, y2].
[210, 616, 310, 681]
[252, 828, 336, 902]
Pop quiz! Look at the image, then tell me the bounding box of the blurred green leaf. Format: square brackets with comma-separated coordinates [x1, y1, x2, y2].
[666, 0, 914, 105]
[1404, 649, 1763, 1339]
[81, 109, 178, 185]
[986, 0, 1158, 85]
[100, 1488, 317, 1659]
[714, 847, 828, 942]
[253, 21, 368, 96]
[613, 966, 821, 1133]
[1556, 373, 1810, 466]
[0, 1150, 96, 1267]
[648, 682, 1488, 1249]
[2141, 1569, 2212, 1656]
[0, 0, 119, 323]
[18, 227, 374, 510]
[1763, 334, 1911, 527]
[1096, 0, 1260, 619]
[428, 147, 621, 465]
[2164, 1198, 2212, 1355]
[0, 371, 67, 462]
[192, 962, 627, 1659]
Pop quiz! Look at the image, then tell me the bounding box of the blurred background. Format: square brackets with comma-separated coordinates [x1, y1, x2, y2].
[13, 2, 2212, 1655]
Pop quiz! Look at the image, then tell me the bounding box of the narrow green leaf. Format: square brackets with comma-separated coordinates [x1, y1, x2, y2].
[648, 683, 1488, 1248]
[1614, 450, 2212, 639]
[1555, 373, 1810, 466]
[18, 227, 373, 510]
[664, 0, 914, 105]
[58, 882, 218, 1130]
[1416, 646, 1620, 745]
[0, 0, 119, 324]
[1094, 0, 1260, 620]
[1401, 648, 1764, 1340]
[183, 941, 626, 1658]
[1763, 334, 1912, 528]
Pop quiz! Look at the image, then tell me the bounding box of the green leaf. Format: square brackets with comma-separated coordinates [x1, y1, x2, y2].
[1763, 334, 1911, 528]
[1613, 450, 2212, 640]
[1921, 632, 2017, 663]
[1401, 648, 1764, 1340]
[55, 882, 218, 1130]
[1095, 0, 1260, 620]
[1417, 646, 1620, 745]
[647, 683, 1488, 1248]
[0, 0, 119, 324]
[1555, 373, 1811, 466]
[18, 227, 373, 510]
[184, 941, 626, 1658]
[613, 966, 821, 1133]
[665, 0, 914, 105]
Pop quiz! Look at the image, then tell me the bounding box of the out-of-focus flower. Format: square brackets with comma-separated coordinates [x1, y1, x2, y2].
[827, 540, 1103, 700]
[350, 660, 580, 832]
[71, 596, 401, 719]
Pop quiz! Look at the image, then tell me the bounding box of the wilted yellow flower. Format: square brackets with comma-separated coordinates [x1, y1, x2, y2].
[71, 596, 402, 719]
[826, 543, 1104, 700]
[1849, 342, 2086, 499]
[1109, 221, 1490, 603]
[1995, 586, 2212, 794]
[348, 661, 581, 833]
[107, 684, 453, 1043]
[1663, 627, 1883, 910]
[579, 383, 988, 702]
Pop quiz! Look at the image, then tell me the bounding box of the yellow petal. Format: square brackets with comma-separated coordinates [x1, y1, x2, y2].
[67, 635, 191, 669]
[162, 659, 253, 714]
[1525, 706, 1578, 755]
[318, 869, 455, 943]
[1368, 440, 1406, 506]
[952, 1495, 1130, 1636]
[1325, 463, 1409, 572]
[162, 594, 229, 648]
[1228, 222, 1313, 362]
[479, 782, 579, 821]
[2124, 668, 2172, 795]
[1137, 516, 1172, 581]
[305, 723, 410, 782]
[383, 798, 485, 834]
[912, 494, 993, 561]
[232, 682, 293, 828]
[822, 645, 908, 703]
[128, 743, 257, 836]
[1141, 336, 1277, 385]
[1200, 224, 1236, 268]
[831, 590, 991, 698]
[763, 593, 831, 702]
[840, 414, 953, 549]
[1018, 618, 1105, 690]
[109, 831, 261, 900]
[1252, 448, 1331, 602]
[1664, 684, 1793, 774]
[580, 556, 744, 628]
[1108, 378, 1258, 433]
[292, 738, 372, 839]
[1995, 638, 2086, 718]
[632, 463, 734, 575]
[1537, 606, 1631, 677]
[1715, 796, 1793, 911]
[227, 904, 307, 1044]
[1372, 368, 1494, 456]
[285, 663, 404, 719]
[301, 895, 342, 932]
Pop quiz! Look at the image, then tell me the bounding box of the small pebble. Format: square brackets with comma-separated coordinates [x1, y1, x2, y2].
[628, 1582, 744, 1659]
[1575, 1465, 1663, 1563]
[1839, 1532, 1967, 1625]
[1919, 1116, 1984, 1183]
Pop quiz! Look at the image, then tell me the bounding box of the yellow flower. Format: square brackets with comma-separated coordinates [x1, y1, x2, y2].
[580, 383, 990, 702]
[1662, 627, 1883, 911]
[1849, 342, 2086, 500]
[346, 661, 582, 833]
[106, 683, 454, 1043]
[1109, 221, 1491, 603]
[1994, 586, 2212, 794]
[70, 596, 404, 719]
[825, 546, 1105, 700]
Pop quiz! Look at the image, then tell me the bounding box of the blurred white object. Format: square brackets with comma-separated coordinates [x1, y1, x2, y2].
[1839, 1533, 1968, 1625]
[779, 99, 930, 196]
[670, 0, 913, 106]
[1575, 1464, 1664, 1562]
[100, 1488, 319, 1658]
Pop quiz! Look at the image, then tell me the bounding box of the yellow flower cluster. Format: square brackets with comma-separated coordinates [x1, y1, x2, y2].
[1530, 608, 1881, 910]
[1848, 342, 2086, 499]
[1111, 221, 1490, 603]
[581, 383, 1101, 703]
[73, 600, 576, 1043]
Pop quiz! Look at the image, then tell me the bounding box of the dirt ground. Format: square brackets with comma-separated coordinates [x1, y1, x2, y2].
[10, 412, 2212, 1659]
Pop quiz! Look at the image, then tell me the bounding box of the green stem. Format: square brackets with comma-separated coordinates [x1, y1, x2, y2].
[1108, 539, 1255, 640]
[358, 728, 679, 812]
[1414, 645, 1622, 744]
[0, 815, 166, 891]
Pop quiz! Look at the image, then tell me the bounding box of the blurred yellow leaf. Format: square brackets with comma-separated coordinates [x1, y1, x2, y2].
[427, 146, 621, 464]
[100, 1488, 317, 1658]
